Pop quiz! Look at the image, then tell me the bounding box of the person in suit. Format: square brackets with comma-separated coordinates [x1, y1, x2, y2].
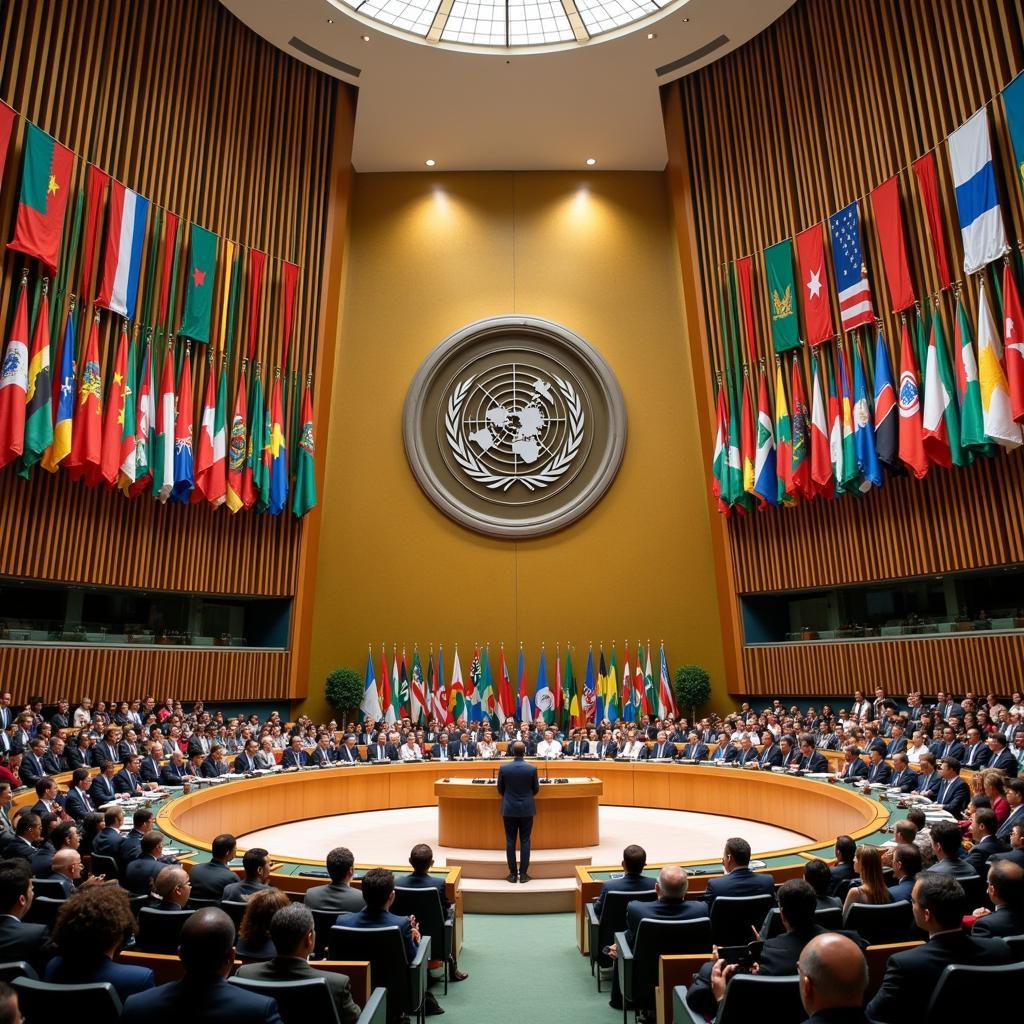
[185, 725, 213, 760]
[222, 847, 271, 902]
[827, 835, 857, 896]
[703, 837, 775, 910]
[304, 846, 365, 913]
[89, 759, 119, 805]
[113, 754, 147, 795]
[159, 749, 193, 786]
[932, 757, 970, 817]
[886, 724, 908, 756]
[865, 748, 892, 785]
[232, 739, 260, 773]
[734, 736, 760, 766]
[447, 731, 476, 760]
[793, 933, 871, 1024]
[63, 768, 97, 821]
[837, 747, 869, 781]
[795, 735, 829, 772]
[887, 752, 918, 793]
[923, 820, 979, 879]
[497, 741, 539, 883]
[0, 860, 50, 972]
[189, 834, 239, 901]
[200, 745, 230, 778]
[40, 737, 68, 776]
[642, 731, 675, 760]
[4, 812, 41, 863]
[914, 753, 942, 798]
[94, 728, 122, 768]
[934, 725, 966, 763]
[365, 732, 391, 761]
[120, 907, 283, 1024]
[887, 844, 921, 903]
[986, 733, 1019, 777]
[961, 727, 991, 771]
[593, 729, 618, 760]
[563, 729, 588, 757]
[18, 739, 47, 789]
[992, 820, 1024, 868]
[236, 902, 360, 1022]
[971, 860, 1024, 937]
[965, 808, 1010, 875]
[137, 742, 163, 784]
[592, 844, 656, 919]
[996, 778, 1024, 841]
[309, 734, 336, 766]
[253, 738, 277, 769]
[65, 732, 94, 771]
[335, 735, 363, 763]
[119, 808, 155, 867]
[866, 874, 1014, 1023]
[755, 731, 782, 768]
[384, 730, 405, 761]
[124, 832, 167, 895]
[801, 858, 842, 912]
[678, 732, 709, 761]
[281, 735, 309, 768]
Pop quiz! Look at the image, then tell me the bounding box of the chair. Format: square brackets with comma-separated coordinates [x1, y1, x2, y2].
[23, 896, 63, 929]
[311, 908, 343, 958]
[585, 888, 657, 989]
[12, 977, 122, 1022]
[0, 962, 37, 983]
[329, 925, 430, 1024]
[674, 975, 803, 1024]
[1004, 933, 1024, 959]
[187, 896, 221, 909]
[615, 917, 713, 1024]
[137, 907, 195, 953]
[842, 900, 913, 945]
[28, 877, 67, 900]
[924, 962, 1024, 1024]
[230, 976, 340, 1024]
[221, 899, 249, 930]
[392, 886, 453, 993]
[128, 894, 149, 918]
[89, 853, 121, 881]
[709, 894, 775, 947]
[814, 906, 843, 930]
[956, 873, 985, 909]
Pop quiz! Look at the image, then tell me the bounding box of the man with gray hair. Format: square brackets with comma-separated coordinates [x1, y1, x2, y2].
[237, 903, 360, 1022]
[796, 933, 870, 1024]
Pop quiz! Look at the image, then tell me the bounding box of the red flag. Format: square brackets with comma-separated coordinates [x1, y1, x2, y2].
[379, 646, 391, 722]
[790, 354, 813, 499]
[810, 354, 832, 498]
[0, 102, 15, 182]
[246, 250, 266, 360]
[740, 370, 757, 500]
[795, 225, 834, 346]
[192, 350, 216, 501]
[0, 277, 29, 469]
[898, 320, 928, 478]
[1003, 260, 1024, 423]
[736, 256, 759, 363]
[226, 360, 248, 512]
[158, 211, 180, 329]
[870, 176, 916, 312]
[99, 323, 128, 487]
[67, 313, 103, 485]
[713, 384, 730, 514]
[79, 166, 109, 301]
[912, 153, 952, 290]
[280, 261, 299, 371]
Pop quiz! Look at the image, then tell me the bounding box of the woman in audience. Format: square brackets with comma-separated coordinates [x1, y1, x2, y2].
[906, 730, 929, 765]
[78, 811, 104, 861]
[842, 846, 891, 917]
[983, 770, 1010, 823]
[477, 730, 498, 759]
[804, 857, 842, 910]
[236, 887, 290, 961]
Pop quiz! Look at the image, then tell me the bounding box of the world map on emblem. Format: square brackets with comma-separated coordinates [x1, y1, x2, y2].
[898, 370, 919, 416]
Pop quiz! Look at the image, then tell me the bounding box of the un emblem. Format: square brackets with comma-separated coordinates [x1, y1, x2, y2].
[404, 316, 626, 538]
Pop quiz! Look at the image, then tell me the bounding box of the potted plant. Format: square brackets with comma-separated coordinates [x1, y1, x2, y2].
[673, 665, 712, 722]
[326, 667, 365, 722]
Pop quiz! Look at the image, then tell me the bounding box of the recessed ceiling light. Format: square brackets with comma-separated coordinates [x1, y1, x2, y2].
[361, 34, 371, 42]
[425, 159, 436, 167]
[682, 16, 689, 22]
[647, 32, 656, 39]
[327, 17, 334, 23]
[586, 158, 596, 166]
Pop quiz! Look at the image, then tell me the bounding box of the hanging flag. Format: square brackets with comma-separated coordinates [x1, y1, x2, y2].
[399, 647, 412, 719]
[130, 332, 154, 494]
[360, 648, 383, 722]
[581, 646, 596, 725]
[711, 382, 730, 514]
[8, 124, 74, 273]
[829, 201, 875, 332]
[0, 102, 15, 182]
[377, 646, 393, 727]
[826, 351, 844, 495]
[873, 329, 900, 472]
[1003, 72, 1024, 201]
[450, 647, 466, 724]
[480, 645, 498, 728]
[621, 642, 634, 724]
[98, 323, 128, 486]
[192, 350, 217, 501]
[763, 239, 800, 352]
[912, 153, 953, 290]
[226, 360, 249, 512]
[0, 276, 29, 469]
[898, 319, 929, 477]
[116, 329, 138, 492]
[434, 647, 449, 724]
[207, 359, 228, 508]
[869, 176, 917, 312]
[595, 646, 609, 723]
[21, 280, 52, 473]
[658, 643, 676, 718]
[740, 368, 756, 496]
[977, 278, 1023, 448]
[735, 256, 759, 363]
[42, 302, 75, 472]
[790, 354, 813, 498]
[517, 646, 532, 723]
[171, 346, 195, 501]
[393, 648, 406, 722]
[467, 647, 482, 723]
[633, 651, 646, 717]
[1002, 261, 1024, 423]
[247, 365, 267, 510]
[795, 224, 835, 346]
[948, 109, 1009, 275]
[836, 342, 859, 492]
[553, 644, 565, 729]
[157, 211, 180, 330]
[95, 182, 149, 319]
[410, 647, 426, 726]
[180, 224, 218, 343]
[79, 166, 109, 301]
[725, 375, 745, 510]
[753, 367, 778, 507]
[608, 644, 620, 722]
[66, 313, 103, 485]
[292, 375, 317, 518]
[774, 358, 794, 504]
[810, 353, 831, 498]
[268, 369, 289, 515]
[852, 336, 881, 489]
[922, 306, 956, 468]
[152, 343, 175, 502]
[954, 292, 989, 457]
[495, 645, 512, 724]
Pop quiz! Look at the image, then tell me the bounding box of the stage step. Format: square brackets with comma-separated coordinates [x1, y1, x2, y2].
[458, 875, 576, 914]
[446, 849, 591, 879]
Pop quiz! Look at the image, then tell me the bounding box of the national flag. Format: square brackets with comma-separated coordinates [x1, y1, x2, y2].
[826, 351, 844, 495]
[382, 646, 396, 726]
[595, 646, 608, 723]
[207, 359, 228, 508]
[869, 176, 916, 312]
[836, 342, 859, 491]
[391, 648, 403, 723]
[116, 329, 137, 492]
[495, 645, 512, 724]
[554, 645, 565, 729]
[158, 212, 180, 330]
[95, 182, 149, 320]
[634, 647, 647, 716]
[360, 648, 383, 722]
[735, 256, 760, 363]
[954, 293, 990, 457]
[79, 166, 109, 300]
[912, 153, 953, 290]
[929, 305, 964, 469]
[795, 224, 834, 346]
[852, 336, 882, 489]
[582, 646, 596, 725]
[948, 109, 1009, 275]
[752, 368, 778, 507]
[292, 376, 317, 517]
[99, 323, 128, 487]
[535, 647, 553, 725]
[790, 354, 813, 498]
[898, 319, 928, 477]
[468, 647, 482, 723]
[711, 383, 730, 514]
[432, 647, 449, 724]
[1003, 72, 1024, 201]
[8, 124, 74, 273]
[152, 344, 175, 502]
[180, 224, 218, 343]
[568, 646, 582, 729]
[517, 646, 532, 723]
[775, 358, 794, 503]
[658, 643, 676, 718]
[873, 329, 900, 471]
[450, 647, 466, 724]
[192, 351, 217, 501]
[763, 239, 800, 352]
[268, 370, 288, 515]
[0, 277, 29, 469]
[1003, 261, 1024, 423]
[829, 201, 875, 331]
[21, 281, 52, 473]
[41, 304, 75, 472]
[643, 643, 657, 718]
[226, 360, 248, 512]
[171, 347, 194, 502]
[425, 648, 438, 724]
[621, 642, 634, 724]
[67, 313, 103, 485]
[0, 102, 15, 183]
[607, 644, 620, 723]
[480, 645, 498, 728]
[922, 308, 953, 468]
[977, 278, 1023, 448]
[129, 333, 154, 494]
[399, 647, 411, 718]
[247, 366, 267, 510]
[810, 353, 831, 498]
[725, 377, 745, 510]
[740, 369, 756, 496]
[410, 647, 426, 726]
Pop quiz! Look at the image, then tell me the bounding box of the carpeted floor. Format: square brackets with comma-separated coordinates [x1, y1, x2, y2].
[433, 913, 623, 1024]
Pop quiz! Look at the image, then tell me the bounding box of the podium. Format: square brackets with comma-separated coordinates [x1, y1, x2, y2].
[434, 775, 602, 849]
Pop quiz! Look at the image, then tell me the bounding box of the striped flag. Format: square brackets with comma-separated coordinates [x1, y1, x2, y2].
[829, 202, 875, 332]
[873, 329, 899, 471]
[41, 304, 75, 472]
[753, 368, 778, 507]
[95, 183, 149, 319]
[0, 277, 29, 469]
[360, 647, 383, 722]
[517, 645, 532, 723]
[977, 278, 1022, 448]
[621, 642, 634, 723]
[449, 647, 466, 724]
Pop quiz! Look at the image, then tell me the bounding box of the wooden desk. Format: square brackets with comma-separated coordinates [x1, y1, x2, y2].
[434, 777, 602, 849]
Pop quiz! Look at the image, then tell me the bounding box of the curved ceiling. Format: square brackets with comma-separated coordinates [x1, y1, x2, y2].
[220, 0, 795, 171]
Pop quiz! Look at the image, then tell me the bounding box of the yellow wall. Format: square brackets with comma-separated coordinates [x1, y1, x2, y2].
[300, 171, 726, 723]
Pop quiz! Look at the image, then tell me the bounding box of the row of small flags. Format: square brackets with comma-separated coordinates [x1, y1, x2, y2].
[711, 73, 1024, 513]
[0, 103, 317, 516]
[357, 641, 680, 729]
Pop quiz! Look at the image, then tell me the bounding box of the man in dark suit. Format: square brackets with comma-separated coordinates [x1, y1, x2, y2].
[222, 847, 271, 902]
[40, 737, 68, 776]
[838, 748, 868, 781]
[641, 731, 674, 760]
[961, 727, 991, 770]
[924, 821, 978, 880]
[139, 743, 164, 784]
[281, 736, 309, 768]
[120, 907, 283, 1024]
[0, 860, 50, 972]
[593, 730, 617, 760]
[886, 724, 908, 756]
[828, 835, 857, 895]
[4, 813, 41, 863]
[992, 820, 1024, 867]
[592, 844, 656, 917]
[237, 903, 360, 1022]
[887, 844, 921, 902]
[679, 732, 709, 761]
[92, 806, 126, 860]
[189, 834, 239, 901]
[304, 846, 365, 913]
[986, 733, 1019, 777]
[232, 739, 260, 773]
[709, 739, 738, 763]
[703, 837, 775, 910]
[88, 760, 118, 805]
[996, 779, 1024, 841]
[971, 861, 1024, 937]
[965, 809, 1010, 876]
[124, 832, 167, 895]
[366, 732, 392, 761]
[199, 745, 230, 778]
[865, 749, 892, 785]
[497, 741, 539, 883]
[734, 737, 760, 766]
[914, 753, 942, 798]
[932, 757, 970, 817]
[934, 726, 965, 762]
[335, 735, 364, 764]
[793, 933, 871, 1024]
[160, 750, 192, 786]
[755, 731, 782, 768]
[119, 809, 155, 867]
[18, 739, 47, 789]
[563, 730, 587, 757]
[309, 734, 336, 767]
[114, 755, 148, 795]
[795, 735, 828, 772]
[888, 753, 918, 792]
[867, 874, 1014, 1023]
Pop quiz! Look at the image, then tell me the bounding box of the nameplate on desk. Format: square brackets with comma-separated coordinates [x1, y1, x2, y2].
[539, 778, 569, 784]
[470, 778, 497, 784]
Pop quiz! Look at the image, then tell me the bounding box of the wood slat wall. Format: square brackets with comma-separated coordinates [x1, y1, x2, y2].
[664, 0, 1024, 694]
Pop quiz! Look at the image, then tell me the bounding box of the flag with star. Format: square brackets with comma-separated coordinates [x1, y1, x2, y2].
[8, 123, 74, 273]
[179, 224, 218, 343]
[21, 279, 52, 474]
[67, 312, 103, 485]
[829, 201, 875, 332]
[41, 303, 75, 472]
[763, 239, 800, 352]
[795, 225, 834, 346]
[99, 322, 129, 487]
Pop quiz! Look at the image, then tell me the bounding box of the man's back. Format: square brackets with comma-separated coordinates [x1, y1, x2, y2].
[236, 956, 359, 1023]
[593, 872, 656, 915]
[396, 871, 450, 914]
[304, 881, 365, 913]
[188, 860, 238, 901]
[0, 916, 48, 971]
[336, 906, 416, 961]
[625, 896, 705, 946]
[703, 866, 775, 907]
[972, 904, 1024, 937]
[222, 878, 267, 903]
[497, 758, 538, 817]
[121, 975, 283, 1024]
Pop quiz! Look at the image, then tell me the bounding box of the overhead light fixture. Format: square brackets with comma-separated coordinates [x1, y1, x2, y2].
[425, 159, 436, 167]
[647, 32, 656, 39]
[361, 34, 371, 41]
[682, 16, 689, 21]
[327, 17, 334, 23]
[586, 158, 596, 166]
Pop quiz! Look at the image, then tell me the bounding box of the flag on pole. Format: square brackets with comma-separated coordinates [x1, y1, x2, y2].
[180, 224, 218, 343]
[712, 382, 730, 514]
[763, 239, 800, 352]
[21, 279, 52, 473]
[116, 329, 138, 492]
[152, 343, 175, 502]
[207, 359, 228, 507]
[226, 360, 248, 512]
[922, 307, 955, 467]
[379, 646, 394, 727]
[869, 176, 916, 312]
[192, 350, 217, 502]
[595, 646, 608, 723]
[410, 647, 426, 726]
[425, 649, 437, 724]
[775, 358, 794, 504]
[390, 647, 403, 724]
[852, 335, 882, 489]
[643, 642, 656, 717]
[608, 644, 620, 723]
[836, 342, 859, 492]
[468, 647, 482, 724]
[826, 349, 844, 494]
[0, 276, 29, 470]
[977, 277, 1023, 448]
[129, 332, 154, 494]
[740, 369, 756, 497]
[171, 346, 195, 502]
[898, 319, 928, 477]
[42, 302, 75, 472]
[268, 369, 288, 515]
[554, 644, 565, 729]
[95, 183, 149, 319]
[79, 166, 109, 301]
[99, 322, 128, 487]
[361, 648, 383, 722]
[434, 646, 449, 724]
[790, 355, 813, 498]
[948, 108, 1009, 275]
[518, 646, 532, 723]
[621, 642, 634, 723]
[495, 644, 512, 724]
[753, 367, 778, 506]
[954, 293, 990, 457]
[292, 375, 317, 517]
[658, 643, 676, 718]
[873, 329, 900, 472]
[450, 647, 466, 724]
[795, 224, 835, 346]
[67, 312, 103, 485]
[568, 646, 582, 729]
[0, 102, 15, 183]
[582, 646, 596, 725]
[810, 353, 831, 498]
[398, 648, 411, 719]
[829, 201, 875, 331]
[1002, 260, 1024, 423]
[480, 645, 498, 728]
[1002, 72, 1024, 201]
[535, 647, 553, 725]
[912, 153, 953, 290]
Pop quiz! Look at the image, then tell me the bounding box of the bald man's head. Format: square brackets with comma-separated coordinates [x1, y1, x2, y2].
[179, 907, 236, 976]
[50, 848, 80, 878]
[657, 865, 688, 900]
[797, 933, 868, 1015]
[154, 865, 189, 903]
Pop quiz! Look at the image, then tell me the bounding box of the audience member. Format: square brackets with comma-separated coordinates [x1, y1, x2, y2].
[236, 887, 289, 961]
[795, 933, 870, 1024]
[924, 820, 978, 879]
[189, 833, 238, 900]
[303, 846, 365, 913]
[971, 860, 1024, 937]
[222, 847, 271, 902]
[0, 860, 49, 970]
[702, 837, 775, 909]
[842, 846, 890, 916]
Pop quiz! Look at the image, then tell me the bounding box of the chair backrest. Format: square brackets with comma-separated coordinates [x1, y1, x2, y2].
[221, 899, 249, 929]
[329, 926, 414, 1020]
[88, 853, 121, 881]
[1004, 933, 1024, 958]
[137, 907, 195, 953]
[391, 887, 446, 953]
[310, 908, 341, 958]
[762, 908, 785, 939]
[956, 873, 985, 909]
[814, 906, 843, 931]
[229, 976, 339, 1024]
[23, 896, 62, 929]
[13, 976, 123, 1022]
[598, 889, 657, 951]
[28, 877, 67, 900]
[359, 987, 388, 1024]
[187, 896, 221, 910]
[925, 962, 1024, 1024]
[717, 975, 803, 1024]
[632, 918, 713, 1001]
[0, 962, 36, 983]
[710, 895, 776, 946]
[843, 900, 913, 945]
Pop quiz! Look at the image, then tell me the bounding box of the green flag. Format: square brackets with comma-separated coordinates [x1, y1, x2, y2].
[932, 304, 964, 467]
[180, 224, 218, 343]
[22, 282, 53, 474]
[954, 294, 994, 457]
[117, 329, 138, 491]
[250, 367, 269, 512]
[764, 239, 800, 352]
[292, 377, 317, 518]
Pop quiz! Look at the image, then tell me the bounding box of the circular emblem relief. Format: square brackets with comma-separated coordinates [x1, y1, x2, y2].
[403, 316, 626, 539]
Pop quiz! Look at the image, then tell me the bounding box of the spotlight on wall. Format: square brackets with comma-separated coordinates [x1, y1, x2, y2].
[586, 158, 597, 166]
[327, 18, 334, 24]
[361, 34, 371, 41]
[425, 159, 436, 167]
[647, 32, 656, 39]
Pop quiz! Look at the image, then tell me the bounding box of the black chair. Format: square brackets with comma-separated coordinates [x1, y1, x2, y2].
[221, 899, 249, 930]
[0, 962, 37, 983]
[615, 917, 713, 1024]
[310, 908, 342, 958]
[956, 873, 985, 909]
[13, 977, 122, 1023]
[29, 877, 67, 900]
[831, 877, 856, 901]
[230, 976, 340, 1024]
[1004, 933, 1024, 959]
[842, 900, 913, 945]
[585, 888, 657, 988]
[762, 904, 843, 939]
[187, 896, 221, 910]
[675, 975, 803, 1024]
[392, 886, 453, 993]
[925, 962, 1024, 1024]
[710, 894, 775, 947]
[137, 907, 195, 953]
[329, 925, 429, 1024]
[23, 896, 63, 929]
[88, 853, 121, 881]
[128, 894, 149, 918]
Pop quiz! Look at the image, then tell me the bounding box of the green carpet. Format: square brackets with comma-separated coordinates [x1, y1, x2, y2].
[434, 914, 622, 1024]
